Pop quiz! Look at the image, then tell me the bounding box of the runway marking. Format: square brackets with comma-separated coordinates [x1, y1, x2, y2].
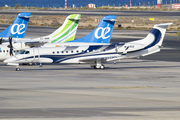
[113, 35, 144, 39]
[95, 86, 162, 89]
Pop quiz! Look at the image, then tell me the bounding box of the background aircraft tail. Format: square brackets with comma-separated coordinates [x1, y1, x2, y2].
[34, 14, 81, 43]
[0, 12, 31, 38]
[68, 15, 117, 43]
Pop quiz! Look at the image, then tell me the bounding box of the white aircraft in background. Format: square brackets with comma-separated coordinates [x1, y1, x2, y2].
[4, 23, 172, 71]
[0, 12, 31, 61]
[0, 14, 81, 61]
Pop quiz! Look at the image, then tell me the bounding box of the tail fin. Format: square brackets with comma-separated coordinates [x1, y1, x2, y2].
[35, 14, 81, 43]
[68, 15, 117, 43]
[132, 23, 173, 48]
[151, 23, 173, 46]
[0, 12, 31, 38]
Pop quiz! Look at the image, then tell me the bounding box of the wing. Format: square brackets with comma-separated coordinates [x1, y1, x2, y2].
[79, 54, 126, 63]
[24, 40, 48, 47]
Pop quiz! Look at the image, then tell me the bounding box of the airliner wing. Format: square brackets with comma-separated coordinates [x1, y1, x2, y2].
[24, 40, 49, 47]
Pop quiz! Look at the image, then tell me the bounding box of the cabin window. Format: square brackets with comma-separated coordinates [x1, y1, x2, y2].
[7, 50, 8, 52]
[0, 50, 1, 52]
[66, 51, 68, 53]
[61, 51, 64, 53]
[25, 51, 30, 54]
[82, 50, 84, 53]
[71, 51, 73, 53]
[57, 51, 59, 54]
[3, 50, 5, 53]
[17, 50, 19, 52]
[52, 51, 55, 54]
[76, 50, 79, 53]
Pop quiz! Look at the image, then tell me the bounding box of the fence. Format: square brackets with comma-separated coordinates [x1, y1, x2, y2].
[72, 0, 180, 8]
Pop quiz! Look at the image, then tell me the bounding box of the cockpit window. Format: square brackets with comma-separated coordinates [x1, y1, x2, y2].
[20, 50, 30, 54]
[20, 50, 25, 54]
[25, 51, 30, 54]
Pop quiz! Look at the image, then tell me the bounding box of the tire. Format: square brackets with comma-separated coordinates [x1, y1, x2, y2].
[28, 63, 33, 66]
[100, 65, 105, 69]
[16, 68, 20, 71]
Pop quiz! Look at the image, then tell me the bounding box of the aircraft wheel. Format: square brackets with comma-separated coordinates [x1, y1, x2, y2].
[100, 65, 105, 69]
[16, 67, 20, 71]
[28, 63, 33, 66]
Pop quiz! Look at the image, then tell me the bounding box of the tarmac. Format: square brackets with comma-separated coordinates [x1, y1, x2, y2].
[0, 59, 180, 120]
[0, 26, 180, 120]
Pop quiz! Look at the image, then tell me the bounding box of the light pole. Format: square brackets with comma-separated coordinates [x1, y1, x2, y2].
[157, 0, 162, 8]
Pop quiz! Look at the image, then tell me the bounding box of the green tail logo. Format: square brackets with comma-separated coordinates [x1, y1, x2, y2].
[50, 14, 81, 43]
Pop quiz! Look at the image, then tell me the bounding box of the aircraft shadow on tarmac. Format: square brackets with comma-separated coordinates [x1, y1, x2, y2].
[1, 107, 180, 118]
[0, 108, 140, 118]
[1, 60, 179, 71]
[18, 64, 180, 71]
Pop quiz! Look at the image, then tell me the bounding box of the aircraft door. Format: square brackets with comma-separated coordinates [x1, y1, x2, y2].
[33, 48, 40, 63]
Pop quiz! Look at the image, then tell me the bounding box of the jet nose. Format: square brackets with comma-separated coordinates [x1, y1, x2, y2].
[3, 56, 17, 63]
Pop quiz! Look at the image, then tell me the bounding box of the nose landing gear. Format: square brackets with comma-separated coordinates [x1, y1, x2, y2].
[16, 64, 20, 71]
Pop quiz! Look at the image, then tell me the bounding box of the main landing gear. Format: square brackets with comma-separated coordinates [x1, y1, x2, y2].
[91, 64, 105, 69]
[91, 60, 105, 69]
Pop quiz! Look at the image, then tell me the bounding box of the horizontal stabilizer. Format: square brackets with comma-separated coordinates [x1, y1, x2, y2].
[69, 18, 81, 20]
[103, 19, 117, 22]
[154, 23, 173, 29]
[18, 12, 31, 18]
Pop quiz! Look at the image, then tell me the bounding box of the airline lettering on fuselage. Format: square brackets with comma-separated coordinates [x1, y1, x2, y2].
[95, 27, 111, 39]
[11, 24, 26, 35]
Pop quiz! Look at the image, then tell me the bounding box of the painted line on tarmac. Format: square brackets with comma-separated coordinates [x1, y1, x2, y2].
[95, 86, 162, 89]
